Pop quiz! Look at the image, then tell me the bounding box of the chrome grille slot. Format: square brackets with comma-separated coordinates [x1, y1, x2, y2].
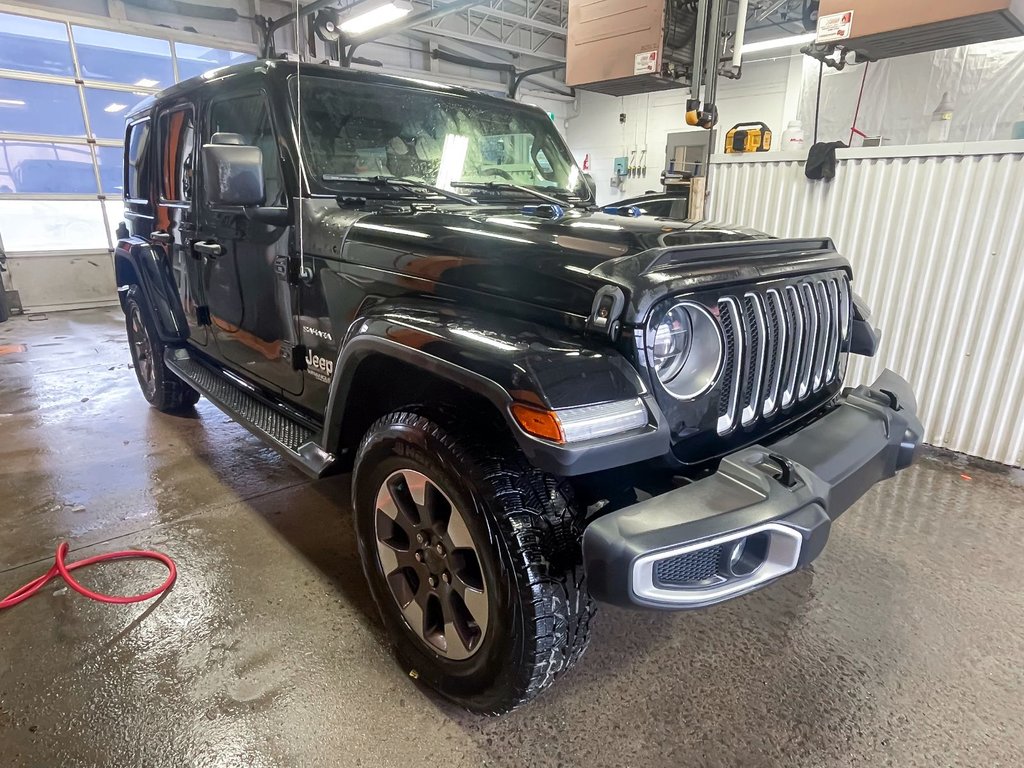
[797, 282, 817, 400]
[714, 272, 850, 436]
[762, 289, 786, 417]
[716, 297, 743, 435]
[811, 280, 830, 392]
[781, 285, 803, 410]
[740, 293, 767, 427]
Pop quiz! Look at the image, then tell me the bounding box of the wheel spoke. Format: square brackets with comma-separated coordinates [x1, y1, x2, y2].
[444, 503, 474, 550]
[439, 594, 474, 660]
[451, 572, 489, 636]
[376, 479, 418, 535]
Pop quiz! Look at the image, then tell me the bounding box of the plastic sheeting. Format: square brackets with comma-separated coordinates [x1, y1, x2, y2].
[798, 37, 1024, 145]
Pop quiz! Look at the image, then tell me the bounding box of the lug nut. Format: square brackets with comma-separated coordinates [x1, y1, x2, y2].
[414, 551, 423, 562]
[428, 575, 437, 588]
[416, 533, 426, 544]
[442, 571, 451, 584]
[435, 543, 444, 555]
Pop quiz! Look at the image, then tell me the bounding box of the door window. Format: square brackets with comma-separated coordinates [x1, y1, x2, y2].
[124, 119, 151, 201]
[208, 93, 284, 205]
[158, 106, 195, 204]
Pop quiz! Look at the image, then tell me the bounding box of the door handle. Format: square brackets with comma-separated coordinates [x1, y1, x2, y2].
[193, 241, 223, 257]
[150, 231, 172, 244]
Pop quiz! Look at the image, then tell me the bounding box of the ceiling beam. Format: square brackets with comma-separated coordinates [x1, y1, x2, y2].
[411, 24, 566, 61]
[465, 7, 566, 36]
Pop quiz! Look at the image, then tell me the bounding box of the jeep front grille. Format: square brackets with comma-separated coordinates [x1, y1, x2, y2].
[716, 273, 851, 435]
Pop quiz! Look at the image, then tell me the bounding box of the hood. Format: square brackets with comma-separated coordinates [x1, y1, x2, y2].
[332, 204, 769, 318]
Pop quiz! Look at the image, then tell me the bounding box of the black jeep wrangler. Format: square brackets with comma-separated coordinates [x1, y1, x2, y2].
[115, 60, 921, 714]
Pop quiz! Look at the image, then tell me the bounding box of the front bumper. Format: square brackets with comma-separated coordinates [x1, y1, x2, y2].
[582, 369, 922, 609]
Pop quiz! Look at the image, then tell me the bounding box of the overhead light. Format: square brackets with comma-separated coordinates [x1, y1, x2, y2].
[339, 0, 413, 35]
[0, 98, 27, 107]
[740, 32, 815, 54]
[134, 78, 159, 88]
[104, 103, 128, 113]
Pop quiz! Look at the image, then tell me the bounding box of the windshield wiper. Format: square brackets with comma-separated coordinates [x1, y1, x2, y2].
[321, 174, 476, 205]
[450, 181, 573, 207]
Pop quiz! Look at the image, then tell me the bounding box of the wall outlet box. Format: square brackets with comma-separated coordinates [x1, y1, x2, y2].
[613, 156, 629, 176]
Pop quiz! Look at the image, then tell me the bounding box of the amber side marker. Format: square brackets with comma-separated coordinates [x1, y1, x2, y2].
[510, 402, 564, 443]
[0, 344, 27, 356]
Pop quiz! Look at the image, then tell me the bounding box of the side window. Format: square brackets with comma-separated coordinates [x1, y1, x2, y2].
[208, 93, 284, 205]
[124, 119, 151, 201]
[158, 106, 195, 203]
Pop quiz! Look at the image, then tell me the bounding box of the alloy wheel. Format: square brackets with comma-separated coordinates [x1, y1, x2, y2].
[374, 469, 489, 660]
[129, 304, 156, 398]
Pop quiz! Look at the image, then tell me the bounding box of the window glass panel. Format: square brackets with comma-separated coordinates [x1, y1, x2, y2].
[209, 94, 284, 205]
[83, 87, 147, 139]
[125, 120, 149, 199]
[72, 26, 173, 88]
[96, 144, 125, 196]
[0, 199, 108, 251]
[0, 78, 86, 137]
[175, 44, 254, 81]
[0, 13, 75, 77]
[158, 108, 195, 202]
[0, 140, 97, 194]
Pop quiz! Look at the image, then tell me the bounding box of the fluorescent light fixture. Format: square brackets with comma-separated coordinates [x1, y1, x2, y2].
[339, 0, 413, 35]
[434, 133, 468, 191]
[0, 98, 27, 107]
[740, 32, 815, 54]
[104, 102, 128, 113]
[134, 78, 159, 88]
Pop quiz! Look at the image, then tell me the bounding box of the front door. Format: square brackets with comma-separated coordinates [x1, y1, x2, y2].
[154, 103, 207, 346]
[195, 90, 302, 396]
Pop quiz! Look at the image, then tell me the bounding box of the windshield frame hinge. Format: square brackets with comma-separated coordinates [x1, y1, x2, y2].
[586, 285, 626, 341]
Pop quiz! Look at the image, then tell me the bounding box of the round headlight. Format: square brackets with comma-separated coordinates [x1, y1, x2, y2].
[646, 302, 723, 400]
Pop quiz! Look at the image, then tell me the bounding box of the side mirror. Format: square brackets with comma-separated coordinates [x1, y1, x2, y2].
[583, 172, 596, 197]
[202, 133, 265, 207]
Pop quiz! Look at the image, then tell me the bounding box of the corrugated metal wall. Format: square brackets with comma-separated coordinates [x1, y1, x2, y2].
[708, 149, 1024, 467]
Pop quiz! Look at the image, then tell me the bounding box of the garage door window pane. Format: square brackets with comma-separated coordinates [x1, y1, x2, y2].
[0, 140, 98, 194]
[0, 13, 75, 77]
[0, 78, 86, 137]
[84, 87, 146, 139]
[175, 44, 254, 81]
[72, 26, 173, 88]
[0, 199, 109, 251]
[96, 144, 124, 195]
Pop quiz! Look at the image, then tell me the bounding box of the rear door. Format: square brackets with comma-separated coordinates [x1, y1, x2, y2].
[195, 87, 302, 395]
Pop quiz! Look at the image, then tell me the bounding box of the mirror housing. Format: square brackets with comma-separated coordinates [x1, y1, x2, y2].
[202, 135, 265, 208]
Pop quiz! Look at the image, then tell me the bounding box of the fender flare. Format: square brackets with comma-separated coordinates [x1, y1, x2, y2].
[114, 238, 190, 344]
[322, 302, 670, 476]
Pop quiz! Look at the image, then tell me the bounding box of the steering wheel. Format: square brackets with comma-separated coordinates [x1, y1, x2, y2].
[481, 167, 514, 181]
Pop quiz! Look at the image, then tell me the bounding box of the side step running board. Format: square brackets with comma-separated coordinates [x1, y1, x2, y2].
[165, 348, 335, 478]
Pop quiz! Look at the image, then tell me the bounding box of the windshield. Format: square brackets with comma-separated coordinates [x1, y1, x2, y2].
[292, 76, 590, 202]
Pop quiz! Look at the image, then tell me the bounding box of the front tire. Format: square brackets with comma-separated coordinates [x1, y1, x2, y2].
[353, 410, 593, 714]
[124, 286, 200, 412]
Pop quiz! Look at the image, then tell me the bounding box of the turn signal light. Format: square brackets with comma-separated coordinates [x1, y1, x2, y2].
[510, 403, 564, 443]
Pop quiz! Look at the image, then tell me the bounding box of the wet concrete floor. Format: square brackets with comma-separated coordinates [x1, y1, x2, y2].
[1, 307, 1022, 767]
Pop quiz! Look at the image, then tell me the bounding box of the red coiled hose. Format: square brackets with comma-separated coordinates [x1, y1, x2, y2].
[0, 541, 176, 610]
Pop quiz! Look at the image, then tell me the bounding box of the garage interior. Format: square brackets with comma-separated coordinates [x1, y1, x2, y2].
[1, 0, 1023, 765]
